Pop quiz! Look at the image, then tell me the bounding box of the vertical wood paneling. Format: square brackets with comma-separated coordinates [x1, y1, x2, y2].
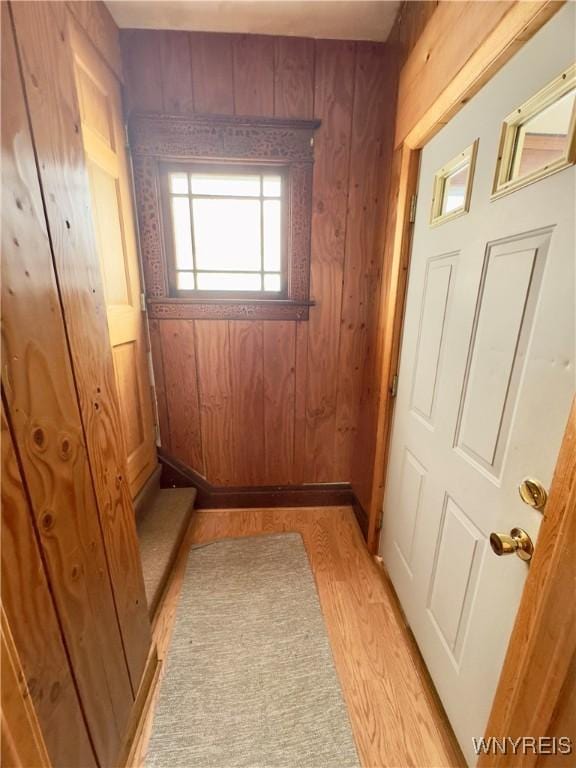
[189, 32, 235, 114]
[160, 31, 194, 115]
[334, 43, 391, 478]
[1, 607, 51, 768]
[160, 320, 204, 473]
[274, 37, 315, 119]
[123, 29, 393, 488]
[148, 318, 170, 450]
[233, 34, 275, 115]
[303, 40, 356, 482]
[11, 0, 152, 700]
[3, 6, 135, 761]
[293, 320, 310, 484]
[229, 321, 265, 485]
[389, 1, 440, 69]
[395, 1, 512, 146]
[1, 410, 96, 768]
[194, 321, 235, 483]
[352, 146, 402, 514]
[121, 29, 163, 114]
[273, 36, 315, 486]
[263, 321, 296, 484]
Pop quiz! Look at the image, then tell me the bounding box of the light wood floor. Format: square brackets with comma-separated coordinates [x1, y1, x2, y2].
[135, 506, 465, 768]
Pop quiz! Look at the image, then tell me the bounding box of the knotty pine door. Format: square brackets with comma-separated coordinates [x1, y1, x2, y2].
[70, 21, 157, 497]
[380, 6, 575, 764]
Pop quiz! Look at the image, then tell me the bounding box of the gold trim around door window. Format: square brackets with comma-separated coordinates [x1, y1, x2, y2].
[492, 63, 576, 199]
[429, 140, 478, 227]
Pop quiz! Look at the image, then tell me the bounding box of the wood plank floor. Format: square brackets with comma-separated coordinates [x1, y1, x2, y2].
[133, 506, 465, 768]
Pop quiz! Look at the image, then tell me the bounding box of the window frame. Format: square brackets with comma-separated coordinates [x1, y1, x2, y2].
[130, 112, 320, 321]
[491, 63, 576, 199]
[160, 161, 290, 301]
[429, 140, 478, 227]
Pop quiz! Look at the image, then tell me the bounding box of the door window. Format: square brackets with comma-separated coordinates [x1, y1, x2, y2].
[492, 63, 576, 197]
[429, 141, 478, 226]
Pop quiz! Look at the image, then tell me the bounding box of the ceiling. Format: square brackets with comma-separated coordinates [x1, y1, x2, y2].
[105, 1, 401, 43]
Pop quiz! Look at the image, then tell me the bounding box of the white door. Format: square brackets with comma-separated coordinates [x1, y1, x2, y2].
[380, 5, 575, 765]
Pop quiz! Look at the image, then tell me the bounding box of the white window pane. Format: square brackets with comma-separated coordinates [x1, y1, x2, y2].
[190, 173, 260, 197]
[441, 163, 469, 214]
[263, 200, 281, 271]
[177, 272, 195, 290]
[196, 273, 262, 291]
[512, 88, 576, 179]
[263, 176, 282, 197]
[193, 198, 261, 271]
[264, 273, 281, 292]
[171, 197, 193, 269]
[170, 173, 188, 194]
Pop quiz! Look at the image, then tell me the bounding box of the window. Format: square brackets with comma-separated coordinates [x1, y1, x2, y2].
[492, 63, 576, 198]
[430, 141, 478, 226]
[162, 164, 287, 298]
[131, 113, 319, 320]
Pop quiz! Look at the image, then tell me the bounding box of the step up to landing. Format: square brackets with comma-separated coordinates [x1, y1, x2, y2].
[137, 485, 197, 615]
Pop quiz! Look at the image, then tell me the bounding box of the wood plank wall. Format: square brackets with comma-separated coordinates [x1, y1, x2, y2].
[351, 0, 437, 514]
[1, 411, 96, 767]
[3, 2, 152, 764]
[10, 0, 152, 697]
[122, 30, 397, 487]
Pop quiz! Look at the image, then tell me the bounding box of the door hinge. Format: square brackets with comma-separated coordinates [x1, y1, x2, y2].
[124, 123, 130, 148]
[140, 292, 146, 312]
[390, 373, 399, 397]
[409, 194, 417, 223]
[377, 508, 384, 530]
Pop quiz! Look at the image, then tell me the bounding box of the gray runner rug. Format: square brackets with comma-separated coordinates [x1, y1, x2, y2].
[145, 532, 360, 768]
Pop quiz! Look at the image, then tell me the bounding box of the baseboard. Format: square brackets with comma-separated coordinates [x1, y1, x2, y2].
[117, 644, 160, 768]
[158, 449, 369, 537]
[352, 501, 369, 539]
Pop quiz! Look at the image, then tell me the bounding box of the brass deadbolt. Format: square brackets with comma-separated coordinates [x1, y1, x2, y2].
[490, 528, 534, 561]
[518, 478, 548, 511]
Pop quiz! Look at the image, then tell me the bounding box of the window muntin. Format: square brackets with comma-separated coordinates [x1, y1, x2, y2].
[492, 64, 576, 198]
[430, 141, 478, 226]
[163, 164, 287, 297]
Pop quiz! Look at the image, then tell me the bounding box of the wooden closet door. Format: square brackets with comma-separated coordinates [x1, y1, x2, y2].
[70, 21, 157, 497]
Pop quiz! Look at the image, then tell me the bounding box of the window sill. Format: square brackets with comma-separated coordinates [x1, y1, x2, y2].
[147, 297, 313, 321]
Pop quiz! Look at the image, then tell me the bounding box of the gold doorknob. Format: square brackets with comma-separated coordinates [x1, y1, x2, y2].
[518, 478, 547, 510]
[489, 528, 534, 561]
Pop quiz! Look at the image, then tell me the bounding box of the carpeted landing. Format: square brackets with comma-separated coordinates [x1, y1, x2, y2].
[144, 532, 360, 768]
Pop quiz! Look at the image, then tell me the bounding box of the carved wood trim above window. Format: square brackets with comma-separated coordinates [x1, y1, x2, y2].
[130, 113, 320, 321]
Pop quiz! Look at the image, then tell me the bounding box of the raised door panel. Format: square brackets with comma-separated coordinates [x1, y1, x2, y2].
[427, 496, 484, 661]
[71, 21, 157, 497]
[395, 449, 427, 576]
[410, 254, 456, 425]
[456, 232, 550, 477]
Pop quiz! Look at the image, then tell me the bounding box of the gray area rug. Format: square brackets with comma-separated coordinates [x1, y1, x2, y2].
[145, 533, 360, 768]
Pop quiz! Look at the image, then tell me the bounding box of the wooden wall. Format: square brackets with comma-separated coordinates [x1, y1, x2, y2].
[2, 2, 152, 765]
[122, 30, 397, 486]
[351, 0, 436, 515]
